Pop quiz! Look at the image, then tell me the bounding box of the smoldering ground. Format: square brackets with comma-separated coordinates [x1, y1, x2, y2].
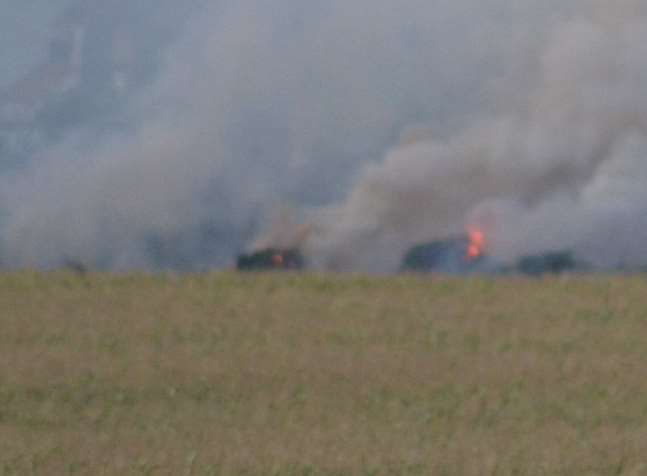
[1, 0, 645, 272]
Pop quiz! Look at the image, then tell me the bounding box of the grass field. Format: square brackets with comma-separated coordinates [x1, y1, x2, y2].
[1, 272, 647, 475]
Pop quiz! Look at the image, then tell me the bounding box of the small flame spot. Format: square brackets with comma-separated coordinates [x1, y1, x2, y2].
[466, 228, 486, 261]
[272, 253, 284, 267]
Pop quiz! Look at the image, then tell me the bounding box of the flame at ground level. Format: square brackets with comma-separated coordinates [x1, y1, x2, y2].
[467, 228, 486, 261]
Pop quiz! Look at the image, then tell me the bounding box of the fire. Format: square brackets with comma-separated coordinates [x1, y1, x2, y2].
[466, 228, 486, 261]
[272, 253, 284, 267]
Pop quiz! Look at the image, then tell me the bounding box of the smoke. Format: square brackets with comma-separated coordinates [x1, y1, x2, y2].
[309, 0, 647, 271]
[0, 0, 80, 86]
[0, 0, 645, 271]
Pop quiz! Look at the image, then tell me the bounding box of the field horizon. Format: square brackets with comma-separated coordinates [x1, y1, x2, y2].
[1, 271, 647, 475]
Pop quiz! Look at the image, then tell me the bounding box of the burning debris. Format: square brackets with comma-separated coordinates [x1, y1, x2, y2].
[235, 210, 312, 271]
[236, 248, 304, 272]
[399, 230, 587, 276]
[401, 230, 489, 274]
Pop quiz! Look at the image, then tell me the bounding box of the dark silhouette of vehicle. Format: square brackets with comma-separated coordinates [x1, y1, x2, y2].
[515, 250, 578, 276]
[401, 235, 487, 273]
[236, 248, 304, 271]
[401, 236, 583, 276]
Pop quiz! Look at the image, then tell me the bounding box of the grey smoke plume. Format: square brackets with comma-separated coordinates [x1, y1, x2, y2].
[0, 0, 645, 271]
[310, 0, 647, 271]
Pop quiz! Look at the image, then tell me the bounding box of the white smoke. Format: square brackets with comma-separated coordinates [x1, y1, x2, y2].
[1, 0, 645, 271]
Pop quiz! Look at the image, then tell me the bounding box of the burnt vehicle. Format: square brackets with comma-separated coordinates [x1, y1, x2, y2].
[236, 248, 305, 271]
[515, 250, 580, 276]
[401, 230, 488, 274]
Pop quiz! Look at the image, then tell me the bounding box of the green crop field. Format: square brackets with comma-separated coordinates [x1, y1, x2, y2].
[1, 272, 647, 475]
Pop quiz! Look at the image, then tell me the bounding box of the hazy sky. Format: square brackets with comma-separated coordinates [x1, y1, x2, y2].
[0, 1, 72, 88]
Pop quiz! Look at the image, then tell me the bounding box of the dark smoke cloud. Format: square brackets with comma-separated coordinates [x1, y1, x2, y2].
[1, 0, 644, 271]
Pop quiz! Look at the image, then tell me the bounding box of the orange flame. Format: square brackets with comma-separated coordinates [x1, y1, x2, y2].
[466, 228, 486, 261]
[272, 253, 284, 267]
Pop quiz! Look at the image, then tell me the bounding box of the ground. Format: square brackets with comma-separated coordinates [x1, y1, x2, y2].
[1, 272, 646, 475]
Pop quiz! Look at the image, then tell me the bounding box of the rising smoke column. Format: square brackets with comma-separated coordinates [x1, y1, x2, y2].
[0, 0, 567, 270]
[2, 0, 645, 271]
[309, 0, 647, 271]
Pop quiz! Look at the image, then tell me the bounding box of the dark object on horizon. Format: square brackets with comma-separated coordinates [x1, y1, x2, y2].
[401, 236, 486, 273]
[516, 250, 576, 276]
[236, 248, 304, 271]
[62, 259, 88, 276]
